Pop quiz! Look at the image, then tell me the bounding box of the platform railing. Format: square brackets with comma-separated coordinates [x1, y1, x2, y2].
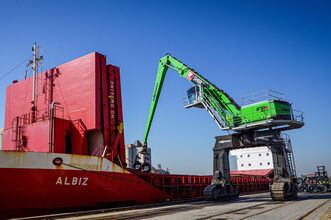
[183, 90, 228, 129]
[292, 109, 304, 123]
[241, 89, 286, 106]
[226, 106, 304, 128]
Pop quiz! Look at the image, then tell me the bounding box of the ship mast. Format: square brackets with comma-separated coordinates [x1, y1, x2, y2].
[27, 42, 43, 122]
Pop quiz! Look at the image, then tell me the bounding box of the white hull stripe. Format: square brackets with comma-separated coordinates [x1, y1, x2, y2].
[0, 151, 130, 174]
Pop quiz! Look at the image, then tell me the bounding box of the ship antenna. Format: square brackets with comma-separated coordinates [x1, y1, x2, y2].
[27, 42, 44, 122]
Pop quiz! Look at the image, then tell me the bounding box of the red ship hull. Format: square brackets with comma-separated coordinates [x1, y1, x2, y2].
[0, 151, 173, 218]
[0, 150, 272, 218]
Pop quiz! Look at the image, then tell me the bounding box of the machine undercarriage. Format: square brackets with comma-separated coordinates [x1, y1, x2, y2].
[203, 130, 298, 201]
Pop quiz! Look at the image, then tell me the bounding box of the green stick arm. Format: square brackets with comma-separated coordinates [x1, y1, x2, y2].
[143, 56, 169, 143]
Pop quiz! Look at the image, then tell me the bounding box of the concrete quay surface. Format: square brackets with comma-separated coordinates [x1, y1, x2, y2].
[18, 192, 331, 220]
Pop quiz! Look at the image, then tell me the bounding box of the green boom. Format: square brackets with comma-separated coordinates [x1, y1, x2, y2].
[143, 54, 297, 143]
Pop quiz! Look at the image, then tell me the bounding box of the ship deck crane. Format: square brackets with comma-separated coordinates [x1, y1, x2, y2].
[142, 54, 304, 201]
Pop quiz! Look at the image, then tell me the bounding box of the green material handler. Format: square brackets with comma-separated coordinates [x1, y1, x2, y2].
[141, 54, 304, 201]
[143, 54, 303, 144]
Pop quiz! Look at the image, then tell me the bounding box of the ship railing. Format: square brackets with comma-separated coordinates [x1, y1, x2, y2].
[71, 118, 87, 137]
[11, 105, 65, 128]
[91, 144, 106, 157]
[52, 105, 64, 120]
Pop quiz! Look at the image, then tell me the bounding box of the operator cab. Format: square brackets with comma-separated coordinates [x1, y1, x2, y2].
[184, 85, 204, 109]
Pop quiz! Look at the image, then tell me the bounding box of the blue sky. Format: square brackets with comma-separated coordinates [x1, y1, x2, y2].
[0, 0, 330, 175]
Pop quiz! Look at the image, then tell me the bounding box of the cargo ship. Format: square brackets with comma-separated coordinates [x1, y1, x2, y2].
[0, 44, 272, 219]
